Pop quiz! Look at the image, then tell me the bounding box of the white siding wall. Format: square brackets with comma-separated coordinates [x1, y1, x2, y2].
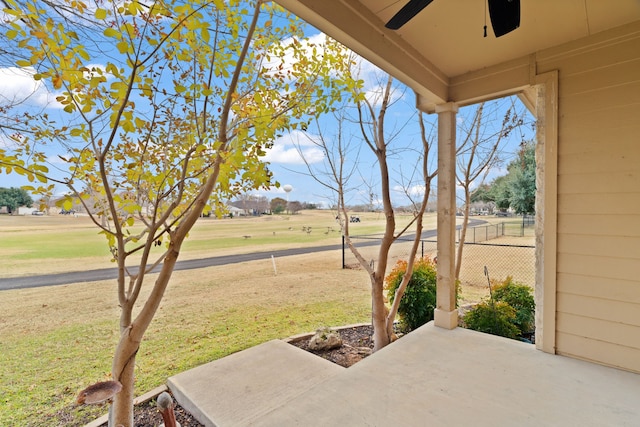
[537, 24, 640, 372]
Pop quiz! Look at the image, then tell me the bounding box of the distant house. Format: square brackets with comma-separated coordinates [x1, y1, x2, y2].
[468, 201, 495, 216]
[17, 206, 39, 215]
[227, 205, 245, 217]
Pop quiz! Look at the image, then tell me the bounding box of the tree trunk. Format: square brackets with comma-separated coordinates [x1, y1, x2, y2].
[109, 331, 139, 427]
[455, 187, 471, 281]
[385, 208, 426, 338]
[106, 156, 221, 426]
[371, 273, 391, 351]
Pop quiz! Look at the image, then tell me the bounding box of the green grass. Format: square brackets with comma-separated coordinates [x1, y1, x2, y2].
[2, 321, 117, 425]
[0, 210, 418, 276]
[1, 228, 110, 260]
[1, 298, 370, 426]
[0, 244, 371, 426]
[0, 210, 452, 425]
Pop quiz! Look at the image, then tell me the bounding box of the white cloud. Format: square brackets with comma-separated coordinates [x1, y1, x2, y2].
[0, 67, 41, 104]
[83, 63, 114, 81]
[263, 33, 329, 80]
[362, 83, 403, 107]
[393, 184, 427, 197]
[263, 31, 406, 112]
[263, 130, 325, 165]
[264, 32, 388, 95]
[261, 185, 289, 195]
[0, 67, 61, 108]
[351, 55, 404, 107]
[0, 133, 17, 149]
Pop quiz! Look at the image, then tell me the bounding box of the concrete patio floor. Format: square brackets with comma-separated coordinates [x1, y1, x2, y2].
[168, 322, 640, 426]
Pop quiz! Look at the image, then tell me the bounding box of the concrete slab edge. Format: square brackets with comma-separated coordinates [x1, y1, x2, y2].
[168, 377, 214, 427]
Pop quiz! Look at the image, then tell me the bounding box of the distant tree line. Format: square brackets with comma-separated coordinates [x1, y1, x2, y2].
[229, 194, 317, 215]
[471, 140, 536, 215]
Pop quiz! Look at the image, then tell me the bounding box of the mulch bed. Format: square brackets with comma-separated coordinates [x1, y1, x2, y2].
[96, 393, 204, 427]
[288, 324, 375, 367]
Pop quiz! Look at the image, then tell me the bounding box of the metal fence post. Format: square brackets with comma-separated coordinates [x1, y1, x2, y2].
[342, 235, 345, 269]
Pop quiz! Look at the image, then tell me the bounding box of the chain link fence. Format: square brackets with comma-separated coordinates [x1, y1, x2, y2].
[343, 220, 535, 289]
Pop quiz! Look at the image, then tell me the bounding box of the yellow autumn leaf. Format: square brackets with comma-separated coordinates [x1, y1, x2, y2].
[95, 8, 107, 20]
[32, 30, 47, 39]
[201, 27, 210, 43]
[52, 74, 63, 89]
[104, 27, 121, 39]
[117, 40, 130, 54]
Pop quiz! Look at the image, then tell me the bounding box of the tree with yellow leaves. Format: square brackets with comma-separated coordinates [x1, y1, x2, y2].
[0, 0, 358, 425]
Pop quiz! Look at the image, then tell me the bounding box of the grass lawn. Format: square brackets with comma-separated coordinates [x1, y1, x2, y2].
[0, 210, 402, 426]
[0, 210, 532, 426]
[0, 210, 424, 277]
[1, 250, 371, 426]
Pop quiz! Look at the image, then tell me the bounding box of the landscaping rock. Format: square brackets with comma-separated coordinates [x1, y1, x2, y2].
[308, 327, 342, 351]
[356, 346, 373, 356]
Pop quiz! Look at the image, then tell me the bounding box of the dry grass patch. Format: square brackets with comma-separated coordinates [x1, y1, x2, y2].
[0, 251, 370, 426]
[0, 210, 534, 425]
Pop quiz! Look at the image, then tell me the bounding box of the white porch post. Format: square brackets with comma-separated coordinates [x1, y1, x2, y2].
[434, 102, 458, 329]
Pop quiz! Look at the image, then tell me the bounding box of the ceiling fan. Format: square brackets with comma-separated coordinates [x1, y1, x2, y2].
[385, 0, 520, 38]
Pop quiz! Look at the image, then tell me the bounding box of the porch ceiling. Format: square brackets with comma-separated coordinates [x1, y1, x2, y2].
[276, 0, 640, 108]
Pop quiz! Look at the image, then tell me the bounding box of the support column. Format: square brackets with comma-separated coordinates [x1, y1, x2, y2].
[534, 71, 558, 354]
[434, 102, 458, 329]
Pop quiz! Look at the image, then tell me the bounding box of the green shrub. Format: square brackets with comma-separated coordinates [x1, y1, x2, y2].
[491, 276, 535, 335]
[385, 257, 437, 332]
[463, 276, 535, 340]
[463, 300, 520, 339]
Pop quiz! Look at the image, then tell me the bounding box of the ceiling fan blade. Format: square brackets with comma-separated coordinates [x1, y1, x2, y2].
[488, 0, 520, 37]
[385, 0, 434, 30]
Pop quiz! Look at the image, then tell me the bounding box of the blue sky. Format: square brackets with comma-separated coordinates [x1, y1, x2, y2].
[0, 20, 535, 209]
[254, 33, 536, 208]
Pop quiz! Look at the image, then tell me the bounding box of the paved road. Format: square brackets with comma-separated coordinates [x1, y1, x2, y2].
[0, 220, 483, 291]
[0, 244, 344, 291]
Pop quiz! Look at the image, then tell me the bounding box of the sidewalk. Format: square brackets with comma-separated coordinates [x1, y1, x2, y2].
[168, 322, 640, 426]
[168, 339, 344, 426]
